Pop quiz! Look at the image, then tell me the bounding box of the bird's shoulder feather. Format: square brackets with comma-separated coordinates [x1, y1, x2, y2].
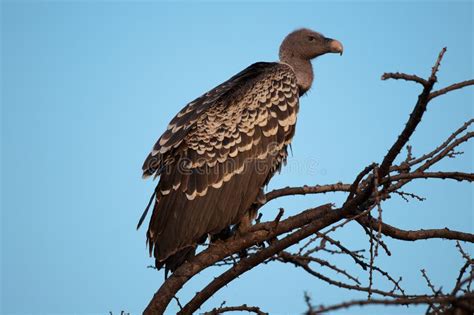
[142, 62, 296, 178]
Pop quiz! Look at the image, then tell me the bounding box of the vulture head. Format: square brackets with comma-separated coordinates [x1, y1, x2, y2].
[279, 28, 343, 59]
[279, 28, 343, 95]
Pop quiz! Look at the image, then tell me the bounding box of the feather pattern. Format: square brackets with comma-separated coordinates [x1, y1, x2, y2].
[142, 62, 300, 270]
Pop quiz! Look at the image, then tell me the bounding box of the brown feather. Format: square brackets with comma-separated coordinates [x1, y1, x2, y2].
[142, 62, 300, 270]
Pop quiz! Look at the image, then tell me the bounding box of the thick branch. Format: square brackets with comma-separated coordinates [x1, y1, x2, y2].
[143, 204, 334, 314]
[264, 183, 351, 204]
[378, 68, 436, 177]
[177, 207, 348, 315]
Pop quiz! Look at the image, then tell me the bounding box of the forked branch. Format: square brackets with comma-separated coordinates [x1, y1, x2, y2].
[143, 47, 473, 315]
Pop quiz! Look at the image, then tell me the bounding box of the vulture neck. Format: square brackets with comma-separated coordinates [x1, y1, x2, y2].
[280, 56, 313, 96]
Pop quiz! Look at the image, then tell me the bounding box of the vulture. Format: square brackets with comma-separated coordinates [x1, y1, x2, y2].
[139, 28, 343, 274]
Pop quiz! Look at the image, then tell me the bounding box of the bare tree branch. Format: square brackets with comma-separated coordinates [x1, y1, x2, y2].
[203, 304, 268, 315]
[360, 217, 474, 243]
[309, 293, 474, 314]
[142, 47, 473, 315]
[264, 183, 351, 204]
[381, 72, 428, 85]
[176, 206, 349, 315]
[429, 79, 474, 100]
[143, 204, 335, 314]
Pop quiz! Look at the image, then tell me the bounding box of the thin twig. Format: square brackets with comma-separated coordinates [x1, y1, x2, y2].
[311, 294, 474, 314]
[381, 72, 428, 86]
[203, 304, 268, 315]
[429, 79, 474, 100]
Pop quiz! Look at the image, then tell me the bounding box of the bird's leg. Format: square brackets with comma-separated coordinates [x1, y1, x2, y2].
[234, 207, 260, 259]
[237, 187, 265, 233]
[237, 206, 258, 235]
[210, 226, 233, 243]
[236, 187, 266, 235]
[209, 189, 266, 258]
[255, 187, 267, 205]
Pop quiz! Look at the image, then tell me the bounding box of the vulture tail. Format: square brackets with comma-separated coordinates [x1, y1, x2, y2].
[136, 190, 156, 230]
[157, 246, 197, 278]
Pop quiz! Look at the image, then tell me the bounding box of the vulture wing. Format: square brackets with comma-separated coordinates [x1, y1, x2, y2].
[141, 62, 299, 271]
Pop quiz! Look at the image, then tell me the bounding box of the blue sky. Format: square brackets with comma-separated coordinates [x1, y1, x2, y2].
[1, 1, 472, 314]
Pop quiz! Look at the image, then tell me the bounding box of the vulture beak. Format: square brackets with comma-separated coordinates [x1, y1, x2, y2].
[327, 38, 344, 55]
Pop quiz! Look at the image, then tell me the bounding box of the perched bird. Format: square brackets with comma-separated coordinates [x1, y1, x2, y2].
[139, 28, 343, 274]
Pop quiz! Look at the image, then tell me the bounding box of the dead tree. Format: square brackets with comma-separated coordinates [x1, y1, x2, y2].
[143, 48, 474, 315]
